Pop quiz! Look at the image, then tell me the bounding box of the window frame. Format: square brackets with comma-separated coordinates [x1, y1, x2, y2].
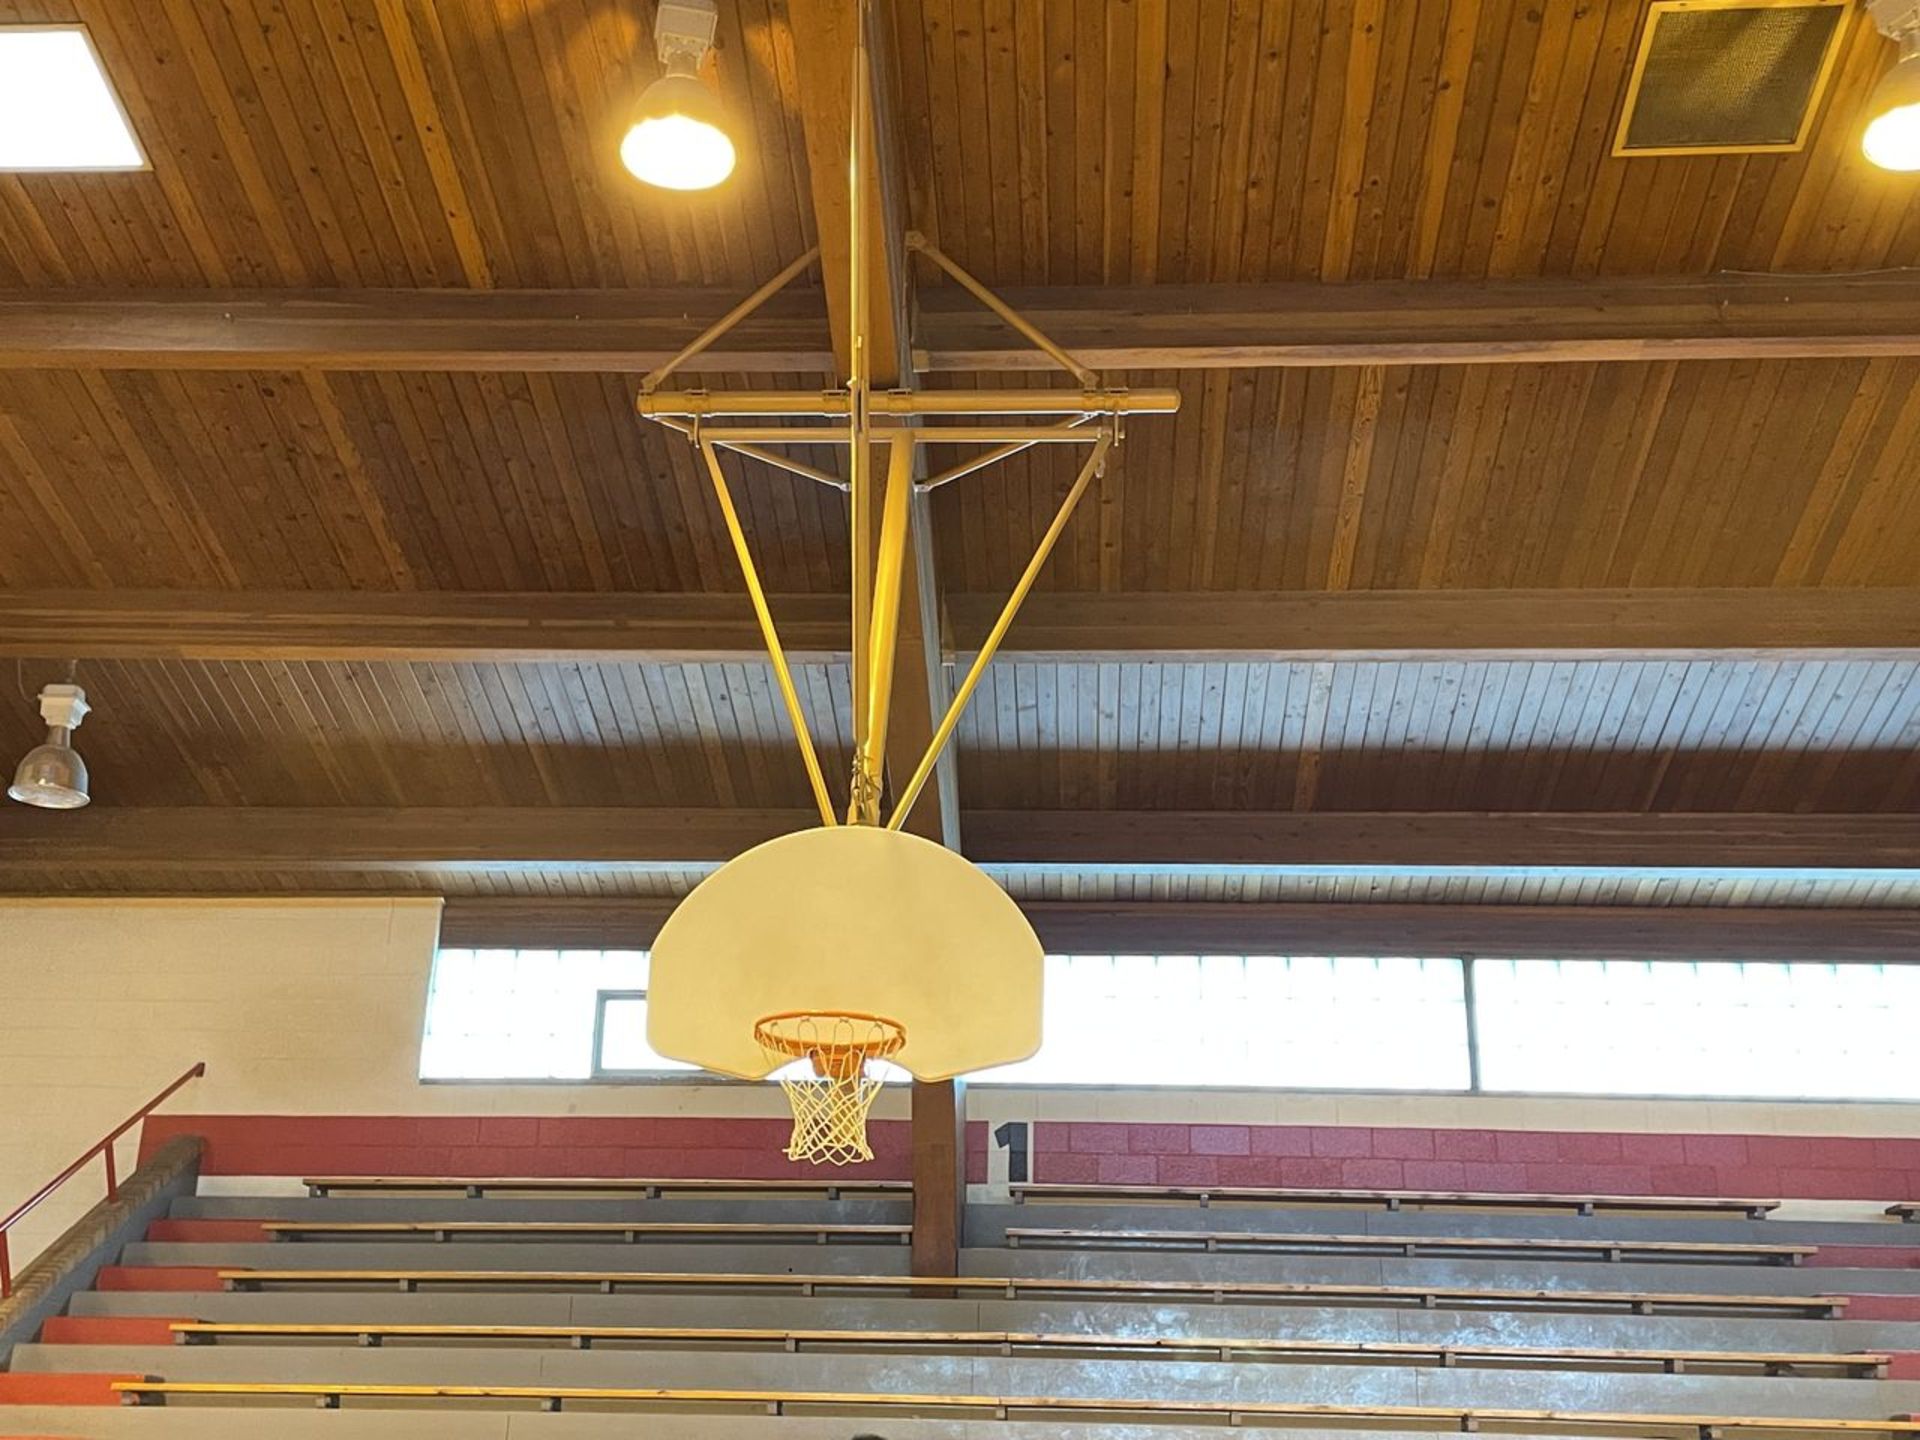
[419, 946, 1918, 1103]
[588, 988, 707, 1081]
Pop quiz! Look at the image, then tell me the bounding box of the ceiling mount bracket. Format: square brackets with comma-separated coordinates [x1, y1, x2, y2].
[634, 0, 1178, 832]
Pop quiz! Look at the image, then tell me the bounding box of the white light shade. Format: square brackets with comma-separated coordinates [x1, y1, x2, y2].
[0, 26, 144, 172]
[9, 683, 92, 809]
[8, 740, 88, 809]
[620, 73, 734, 190]
[1865, 52, 1920, 171]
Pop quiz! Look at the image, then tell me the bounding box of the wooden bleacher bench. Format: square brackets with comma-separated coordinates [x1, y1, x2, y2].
[301, 1175, 909, 1200]
[165, 1321, 1892, 1377]
[265, 1220, 911, 1245]
[1010, 1181, 1781, 1218]
[110, 1380, 1920, 1435]
[215, 1267, 1848, 1316]
[1886, 1202, 1920, 1222]
[1004, 1226, 1813, 1265]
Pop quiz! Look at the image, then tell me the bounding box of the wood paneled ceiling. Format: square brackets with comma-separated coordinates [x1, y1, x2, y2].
[0, 0, 1917, 937]
[3, 0, 1918, 287]
[6, 355, 1920, 596]
[2, 655, 1912, 814]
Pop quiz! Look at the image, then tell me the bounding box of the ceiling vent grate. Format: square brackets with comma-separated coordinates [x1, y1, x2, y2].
[1615, 0, 1850, 156]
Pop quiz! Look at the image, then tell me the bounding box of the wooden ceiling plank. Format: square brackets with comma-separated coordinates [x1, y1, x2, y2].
[293, 0, 447, 287]
[90, 1, 243, 285]
[366, 0, 498, 288]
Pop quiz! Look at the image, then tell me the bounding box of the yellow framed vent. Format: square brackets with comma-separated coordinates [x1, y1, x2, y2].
[1614, 0, 1850, 156]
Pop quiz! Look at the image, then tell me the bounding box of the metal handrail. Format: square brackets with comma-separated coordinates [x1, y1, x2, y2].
[0, 1061, 206, 1298]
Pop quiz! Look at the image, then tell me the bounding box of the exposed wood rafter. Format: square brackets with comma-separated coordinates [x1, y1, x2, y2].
[11, 273, 1920, 372]
[7, 588, 1916, 662]
[2, 808, 1913, 872]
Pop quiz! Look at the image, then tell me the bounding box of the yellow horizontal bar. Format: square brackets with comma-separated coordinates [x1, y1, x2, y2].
[905, 426, 1109, 444]
[693, 427, 853, 445]
[638, 388, 1182, 419]
[637, 391, 850, 418]
[872, 388, 1182, 415]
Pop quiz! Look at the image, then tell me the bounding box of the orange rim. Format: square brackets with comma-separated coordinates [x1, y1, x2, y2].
[754, 1010, 906, 1080]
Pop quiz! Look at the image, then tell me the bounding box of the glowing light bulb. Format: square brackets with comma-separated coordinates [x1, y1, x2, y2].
[620, 73, 735, 191]
[1864, 53, 1920, 172]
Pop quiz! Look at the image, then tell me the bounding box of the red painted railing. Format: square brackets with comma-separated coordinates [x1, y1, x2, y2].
[0, 1062, 206, 1299]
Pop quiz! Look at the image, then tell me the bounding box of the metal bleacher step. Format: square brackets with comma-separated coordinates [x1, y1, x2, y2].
[120, 1238, 1904, 1300]
[17, 1340, 1920, 1420]
[56, 1284, 1873, 1349]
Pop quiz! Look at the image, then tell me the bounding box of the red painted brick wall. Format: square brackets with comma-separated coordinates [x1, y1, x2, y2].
[140, 1114, 989, 1183]
[134, 1114, 1920, 1201]
[1034, 1123, 1920, 1200]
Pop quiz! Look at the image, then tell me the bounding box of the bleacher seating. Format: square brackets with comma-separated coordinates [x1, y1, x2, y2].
[1003, 1225, 1816, 1264]
[5, 1172, 1920, 1438]
[265, 1219, 914, 1244]
[1011, 1180, 1784, 1217]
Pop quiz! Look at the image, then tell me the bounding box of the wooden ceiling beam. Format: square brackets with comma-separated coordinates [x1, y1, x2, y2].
[7, 588, 1917, 663]
[0, 290, 834, 373]
[0, 807, 811, 870]
[0, 591, 849, 663]
[964, 811, 1920, 872]
[954, 587, 1920, 659]
[435, 897, 1920, 963]
[916, 273, 1920, 371]
[2, 808, 1913, 872]
[11, 273, 1920, 373]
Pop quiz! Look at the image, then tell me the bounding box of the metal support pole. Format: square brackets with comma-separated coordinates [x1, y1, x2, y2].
[889, 428, 1113, 830]
[919, 416, 1095, 491]
[853, 433, 914, 822]
[650, 418, 847, 490]
[698, 441, 838, 826]
[638, 245, 822, 395]
[846, 2, 873, 796]
[907, 231, 1099, 387]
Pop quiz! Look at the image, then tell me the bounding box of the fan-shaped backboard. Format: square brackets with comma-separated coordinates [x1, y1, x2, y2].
[646, 825, 1043, 1081]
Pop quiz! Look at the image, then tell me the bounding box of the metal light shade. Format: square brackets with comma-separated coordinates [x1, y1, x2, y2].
[8, 734, 89, 809]
[1865, 52, 1920, 170]
[620, 71, 735, 190]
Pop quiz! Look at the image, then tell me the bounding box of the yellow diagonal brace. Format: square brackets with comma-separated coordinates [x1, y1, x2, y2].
[698, 441, 838, 827]
[888, 428, 1114, 832]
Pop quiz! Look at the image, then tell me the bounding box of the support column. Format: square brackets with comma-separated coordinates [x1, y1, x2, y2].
[911, 1078, 965, 1280]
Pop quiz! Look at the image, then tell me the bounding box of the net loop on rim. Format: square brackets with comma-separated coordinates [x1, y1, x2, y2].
[753, 1010, 906, 1166]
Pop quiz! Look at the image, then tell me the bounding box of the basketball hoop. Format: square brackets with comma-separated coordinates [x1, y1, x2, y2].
[754, 1010, 906, 1165]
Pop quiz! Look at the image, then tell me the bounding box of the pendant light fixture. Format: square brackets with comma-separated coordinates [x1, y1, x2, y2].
[620, 0, 736, 191]
[1865, 1, 1920, 170]
[8, 679, 91, 810]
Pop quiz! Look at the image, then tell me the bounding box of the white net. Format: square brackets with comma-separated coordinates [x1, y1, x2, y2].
[753, 1011, 906, 1166]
